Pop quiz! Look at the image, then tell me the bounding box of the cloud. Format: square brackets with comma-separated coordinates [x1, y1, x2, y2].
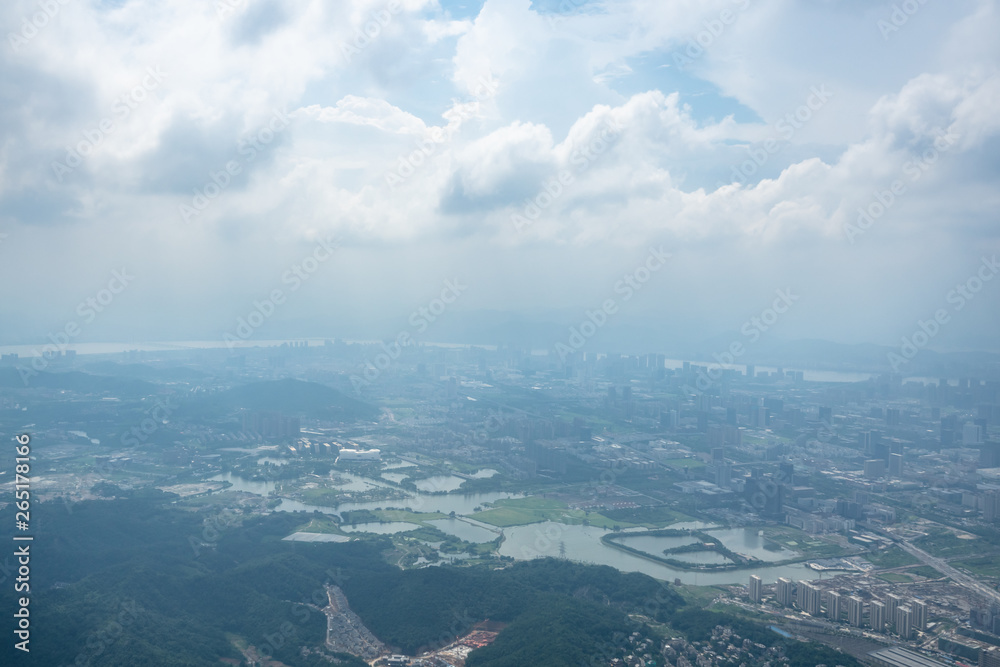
[0, 0, 998, 351]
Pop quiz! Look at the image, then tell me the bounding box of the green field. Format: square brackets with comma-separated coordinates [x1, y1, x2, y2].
[908, 565, 944, 579]
[295, 515, 345, 534]
[473, 497, 625, 529]
[914, 528, 982, 559]
[953, 556, 1000, 580]
[763, 526, 846, 558]
[877, 573, 912, 583]
[602, 505, 696, 528]
[866, 546, 920, 568]
[374, 509, 447, 526]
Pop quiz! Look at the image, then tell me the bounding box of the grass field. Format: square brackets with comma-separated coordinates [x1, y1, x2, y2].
[877, 572, 912, 583]
[473, 497, 625, 528]
[908, 565, 944, 579]
[602, 505, 696, 529]
[762, 526, 846, 558]
[374, 509, 447, 526]
[295, 515, 344, 534]
[866, 546, 920, 568]
[914, 528, 982, 559]
[953, 556, 1000, 580]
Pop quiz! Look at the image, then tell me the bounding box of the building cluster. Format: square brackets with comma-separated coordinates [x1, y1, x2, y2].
[755, 576, 928, 638]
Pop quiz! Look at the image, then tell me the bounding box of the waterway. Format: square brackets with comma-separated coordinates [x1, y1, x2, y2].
[213, 472, 844, 584]
[414, 475, 466, 493]
[341, 522, 416, 535]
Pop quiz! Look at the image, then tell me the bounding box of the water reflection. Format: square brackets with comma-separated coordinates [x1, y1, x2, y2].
[341, 522, 417, 535]
[211, 472, 836, 584]
[414, 475, 466, 493]
[498, 522, 838, 585]
[428, 518, 500, 543]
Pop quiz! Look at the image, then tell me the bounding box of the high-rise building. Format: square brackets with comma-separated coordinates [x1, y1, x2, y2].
[897, 606, 913, 639]
[942, 415, 959, 446]
[776, 578, 794, 607]
[797, 581, 822, 615]
[748, 575, 762, 604]
[871, 600, 886, 632]
[847, 596, 864, 627]
[779, 462, 795, 485]
[860, 431, 873, 455]
[889, 453, 904, 477]
[827, 590, 842, 621]
[912, 600, 928, 631]
[981, 647, 1000, 667]
[885, 594, 902, 631]
[965, 422, 984, 445]
[865, 459, 887, 478]
[985, 491, 1000, 523]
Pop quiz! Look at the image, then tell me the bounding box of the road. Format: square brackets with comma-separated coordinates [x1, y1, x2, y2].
[894, 539, 1000, 606]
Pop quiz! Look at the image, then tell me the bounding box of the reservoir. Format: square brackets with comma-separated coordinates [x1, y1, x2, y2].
[212, 472, 841, 584]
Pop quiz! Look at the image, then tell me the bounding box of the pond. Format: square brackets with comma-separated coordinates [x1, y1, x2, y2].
[257, 457, 288, 466]
[209, 472, 276, 495]
[341, 522, 418, 535]
[414, 475, 466, 493]
[428, 518, 500, 543]
[498, 522, 840, 585]
[705, 528, 798, 562]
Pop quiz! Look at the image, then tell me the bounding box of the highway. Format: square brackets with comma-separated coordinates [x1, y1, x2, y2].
[894, 538, 1000, 606]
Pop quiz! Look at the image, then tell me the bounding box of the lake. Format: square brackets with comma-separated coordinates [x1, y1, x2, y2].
[213, 473, 839, 584]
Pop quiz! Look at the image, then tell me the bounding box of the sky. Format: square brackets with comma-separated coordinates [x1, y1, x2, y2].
[1, 0, 999, 357]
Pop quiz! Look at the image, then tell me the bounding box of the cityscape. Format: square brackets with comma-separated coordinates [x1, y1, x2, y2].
[2, 0, 999, 665]
[2, 339, 999, 665]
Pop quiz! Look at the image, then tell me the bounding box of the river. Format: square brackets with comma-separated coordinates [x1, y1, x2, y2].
[212, 472, 842, 584]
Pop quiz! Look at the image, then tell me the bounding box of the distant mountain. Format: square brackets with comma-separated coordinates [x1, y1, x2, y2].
[0, 367, 156, 397]
[215, 378, 379, 421]
[81, 361, 209, 383]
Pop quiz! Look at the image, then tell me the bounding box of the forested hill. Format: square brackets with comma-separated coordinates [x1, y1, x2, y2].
[0, 497, 860, 667]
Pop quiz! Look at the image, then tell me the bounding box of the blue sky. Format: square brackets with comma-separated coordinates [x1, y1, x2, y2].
[1, 0, 999, 356]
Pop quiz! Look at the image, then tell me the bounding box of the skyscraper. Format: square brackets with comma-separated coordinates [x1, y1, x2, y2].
[889, 453, 904, 477]
[776, 578, 794, 607]
[827, 590, 841, 621]
[897, 606, 913, 639]
[847, 596, 864, 627]
[748, 575, 762, 604]
[912, 600, 928, 631]
[797, 580, 822, 615]
[871, 600, 886, 632]
[885, 594, 902, 631]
